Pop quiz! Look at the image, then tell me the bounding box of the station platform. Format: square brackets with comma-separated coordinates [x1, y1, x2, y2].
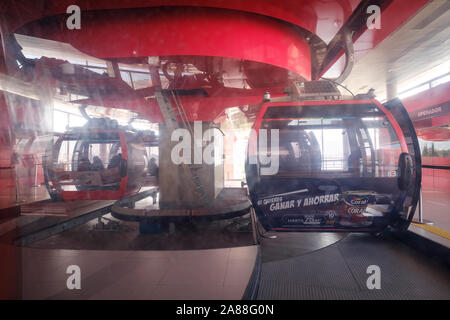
[421, 188, 450, 233]
[12, 231, 450, 300]
[0, 195, 448, 300]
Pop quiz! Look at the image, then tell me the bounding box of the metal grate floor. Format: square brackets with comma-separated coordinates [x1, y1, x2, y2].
[257, 233, 450, 300]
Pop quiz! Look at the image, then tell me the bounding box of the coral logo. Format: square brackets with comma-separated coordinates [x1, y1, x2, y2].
[347, 196, 370, 206]
[351, 196, 369, 205]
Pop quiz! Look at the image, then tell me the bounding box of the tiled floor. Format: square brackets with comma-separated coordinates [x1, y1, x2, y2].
[20, 246, 258, 300]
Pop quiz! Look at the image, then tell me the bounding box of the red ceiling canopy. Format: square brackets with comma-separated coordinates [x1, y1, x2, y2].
[0, 0, 431, 123]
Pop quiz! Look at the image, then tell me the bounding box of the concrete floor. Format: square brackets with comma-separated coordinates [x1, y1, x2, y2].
[422, 188, 450, 232]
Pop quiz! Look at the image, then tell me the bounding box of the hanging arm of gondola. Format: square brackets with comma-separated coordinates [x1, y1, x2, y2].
[79, 105, 91, 121]
[320, 27, 355, 85]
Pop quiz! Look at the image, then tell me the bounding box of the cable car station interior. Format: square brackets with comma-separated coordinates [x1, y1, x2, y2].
[0, 0, 449, 300]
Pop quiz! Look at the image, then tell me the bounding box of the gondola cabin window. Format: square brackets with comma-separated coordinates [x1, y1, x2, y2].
[258, 104, 402, 178]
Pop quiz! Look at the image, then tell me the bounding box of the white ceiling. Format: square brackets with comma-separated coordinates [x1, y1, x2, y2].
[15, 33, 106, 65]
[341, 0, 450, 100]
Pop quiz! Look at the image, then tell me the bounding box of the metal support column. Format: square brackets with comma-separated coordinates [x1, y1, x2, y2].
[413, 186, 434, 225]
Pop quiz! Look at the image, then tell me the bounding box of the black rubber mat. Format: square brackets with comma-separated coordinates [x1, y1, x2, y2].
[257, 233, 450, 299]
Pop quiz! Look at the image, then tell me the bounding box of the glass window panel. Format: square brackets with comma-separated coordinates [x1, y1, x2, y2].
[259, 104, 402, 177]
[53, 110, 68, 133]
[69, 114, 87, 128]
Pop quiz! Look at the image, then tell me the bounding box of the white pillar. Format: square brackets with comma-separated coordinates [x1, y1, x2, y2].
[386, 77, 398, 100]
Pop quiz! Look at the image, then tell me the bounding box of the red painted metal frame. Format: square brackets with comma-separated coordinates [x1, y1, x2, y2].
[249, 99, 409, 155]
[401, 82, 450, 187]
[3, 0, 428, 77]
[2, 0, 360, 45]
[402, 82, 450, 113]
[78, 87, 288, 123]
[15, 7, 312, 80]
[0, 1, 432, 124]
[402, 82, 450, 130]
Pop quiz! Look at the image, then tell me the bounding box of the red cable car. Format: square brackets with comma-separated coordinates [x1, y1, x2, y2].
[43, 120, 149, 201]
[246, 94, 421, 233]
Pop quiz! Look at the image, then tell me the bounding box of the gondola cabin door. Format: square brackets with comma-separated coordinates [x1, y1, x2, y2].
[246, 99, 421, 233]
